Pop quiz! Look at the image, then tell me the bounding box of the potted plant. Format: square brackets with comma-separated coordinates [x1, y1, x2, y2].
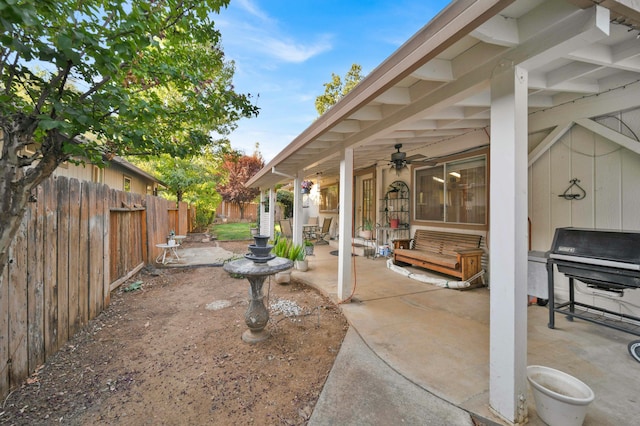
[359, 219, 374, 240]
[250, 223, 259, 236]
[272, 237, 293, 284]
[304, 239, 314, 256]
[301, 180, 313, 194]
[291, 244, 308, 272]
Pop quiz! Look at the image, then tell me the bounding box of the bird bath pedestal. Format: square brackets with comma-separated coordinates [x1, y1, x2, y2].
[223, 236, 293, 343]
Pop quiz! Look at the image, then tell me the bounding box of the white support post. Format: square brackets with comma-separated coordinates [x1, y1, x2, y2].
[267, 188, 276, 238]
[258, 190, 265, 235]
[292, 176, 303, 246]
[489, 62, 529, 425]
[338, 148, 354, 301]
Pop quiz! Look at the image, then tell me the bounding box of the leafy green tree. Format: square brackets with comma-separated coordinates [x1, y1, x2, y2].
[131, 145, 229, 230]
[315, 63, 363, 115]
[0, 0, 259, 267]
[217, 150, 264, 220]
[277, 189, 294, 219]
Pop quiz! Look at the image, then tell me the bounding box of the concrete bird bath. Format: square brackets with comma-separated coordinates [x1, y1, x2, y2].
[223, 235, 293, 343]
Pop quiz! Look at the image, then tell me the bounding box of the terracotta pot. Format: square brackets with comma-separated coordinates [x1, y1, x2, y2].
[390, 218, 400, 229]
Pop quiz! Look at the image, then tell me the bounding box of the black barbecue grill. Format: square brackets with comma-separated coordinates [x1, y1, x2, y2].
[547, 227, 640, 336]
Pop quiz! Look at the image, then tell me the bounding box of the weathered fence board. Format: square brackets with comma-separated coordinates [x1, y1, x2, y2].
[43, 178, 58, 357]
[67, 179, 81, 338]
[8, 216, 28, 387]
[78, 181, 90, 329]
[27, 184, 45, 374]
[57, 177, 70, 347]
[0, 263, 8, 394]
[1, 176, 192, 398]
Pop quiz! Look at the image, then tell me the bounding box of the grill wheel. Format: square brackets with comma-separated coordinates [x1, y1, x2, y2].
[629, 340, 640, 363]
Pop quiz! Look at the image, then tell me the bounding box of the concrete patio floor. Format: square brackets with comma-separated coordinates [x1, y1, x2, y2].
[293, 243, 640, 425]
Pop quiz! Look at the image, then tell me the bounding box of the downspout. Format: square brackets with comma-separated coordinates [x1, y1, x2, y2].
[271, 167, 295, 179]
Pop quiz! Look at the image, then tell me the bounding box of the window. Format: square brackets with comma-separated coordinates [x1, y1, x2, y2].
[92, 166, 103, 183]
[123, 176, 132, 192]
[414, 156, 486, 225]
[362, 177, 374, 227]
[320, 184, 339, 212]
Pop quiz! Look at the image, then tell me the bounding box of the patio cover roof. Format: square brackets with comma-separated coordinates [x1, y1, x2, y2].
[247, 0, 640, 189]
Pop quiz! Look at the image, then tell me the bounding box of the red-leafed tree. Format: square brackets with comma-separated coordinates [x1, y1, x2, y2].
[217, 150, 264, 219]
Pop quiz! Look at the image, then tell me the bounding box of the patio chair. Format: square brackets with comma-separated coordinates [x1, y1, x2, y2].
[279, 219, 293, 239]
[315, 217, 332, 245]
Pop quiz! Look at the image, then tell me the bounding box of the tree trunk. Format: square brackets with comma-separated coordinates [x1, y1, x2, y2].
[0, 119, 61, 269]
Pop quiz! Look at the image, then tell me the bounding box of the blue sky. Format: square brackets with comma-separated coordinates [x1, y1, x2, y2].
[216, 0, 449, 162]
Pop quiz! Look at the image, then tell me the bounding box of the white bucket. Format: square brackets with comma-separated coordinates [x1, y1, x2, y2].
[527, 365, 595, 426]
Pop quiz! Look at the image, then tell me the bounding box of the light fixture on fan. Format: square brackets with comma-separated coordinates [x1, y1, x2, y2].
[389, 144, 410, 173]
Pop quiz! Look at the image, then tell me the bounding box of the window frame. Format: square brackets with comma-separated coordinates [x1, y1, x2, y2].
[123, 175, 132, 192]
[412, 154, 488, 228]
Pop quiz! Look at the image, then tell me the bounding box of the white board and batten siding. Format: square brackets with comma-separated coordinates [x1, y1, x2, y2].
[528, 113, 640, 318]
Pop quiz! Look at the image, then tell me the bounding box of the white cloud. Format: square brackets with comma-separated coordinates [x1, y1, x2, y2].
[219, 2, 332, 64]
[250, 34, 332, 63]
[234, 0, 270, 22]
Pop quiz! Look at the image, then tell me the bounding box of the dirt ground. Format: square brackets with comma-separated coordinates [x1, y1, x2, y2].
[0, 239, 348, 425]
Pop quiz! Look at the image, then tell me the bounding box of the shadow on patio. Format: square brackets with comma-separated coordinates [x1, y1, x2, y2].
[295, 244, 639, 425]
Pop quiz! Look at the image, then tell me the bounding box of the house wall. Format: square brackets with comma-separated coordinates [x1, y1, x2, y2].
[54, 161, 156, 195]
[528, 112, 640, 316]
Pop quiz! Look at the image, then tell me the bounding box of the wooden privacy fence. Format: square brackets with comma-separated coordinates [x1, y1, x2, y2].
[218, 201, 258, 222]
[0, 175, 190, 398]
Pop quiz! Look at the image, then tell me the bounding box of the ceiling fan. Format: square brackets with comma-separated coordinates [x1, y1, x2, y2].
[389, 144, 409, 172]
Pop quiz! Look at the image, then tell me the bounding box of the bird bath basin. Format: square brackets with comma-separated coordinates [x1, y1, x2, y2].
[223, 235, 293, 343]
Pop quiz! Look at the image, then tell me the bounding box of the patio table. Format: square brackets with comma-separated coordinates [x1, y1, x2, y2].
[156, 242, 181, 265]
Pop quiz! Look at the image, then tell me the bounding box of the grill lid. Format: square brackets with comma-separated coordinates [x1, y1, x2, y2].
[549, 227, 640, 266]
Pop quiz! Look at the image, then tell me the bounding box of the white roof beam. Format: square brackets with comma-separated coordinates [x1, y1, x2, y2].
[570, 43, 640, 72]
[437, 119, 490, 129]
[520, 6, 610, 70]
[374, 87, 411, 105]
[385, 130, 417, 139]
[401, 119, 438, 131]
[455, 91, 490, 106]
[576, 117, 640, 155]
[472, 14, 519, 46]
[528, 122, 574, 166]
[518, 1, 585, 43]
[348, 105, 382, 121]
[529, 83, 640, 132]
[415, 129, 472, 137]
[410, 59, 454, 82]
[331, 120, 361, 133]
[316, 133, 344, 142]
[464, 106, 490, 118]
[472, 1, 586, 48]
[343, 6, 609, 149]
[419, 106, 465, 120]
[612, 37, 640, 62]
[546, 62, 602, 87]
[527, 93, 554, 108]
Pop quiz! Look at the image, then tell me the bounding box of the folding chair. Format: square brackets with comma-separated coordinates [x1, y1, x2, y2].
[315, 217, 332, 245]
